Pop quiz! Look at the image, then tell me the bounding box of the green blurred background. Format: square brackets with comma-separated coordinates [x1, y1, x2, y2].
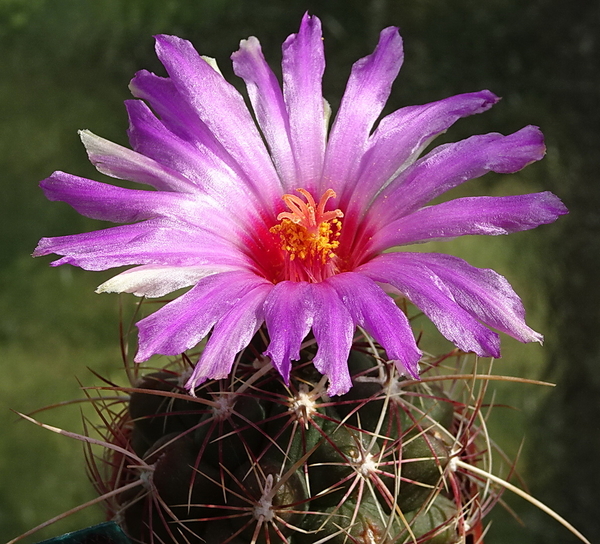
[1, 0, 598, 542]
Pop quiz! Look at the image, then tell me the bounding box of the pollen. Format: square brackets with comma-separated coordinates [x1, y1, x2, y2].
[270, 189, 344, 282]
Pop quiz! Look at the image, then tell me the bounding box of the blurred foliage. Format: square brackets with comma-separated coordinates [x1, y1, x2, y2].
[1, 0, 598, 543]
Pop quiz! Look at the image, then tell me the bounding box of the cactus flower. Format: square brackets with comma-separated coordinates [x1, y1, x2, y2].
[34, 14, 567, 395]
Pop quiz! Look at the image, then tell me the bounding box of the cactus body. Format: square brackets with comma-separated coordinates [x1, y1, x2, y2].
[94, 335, 488, 544]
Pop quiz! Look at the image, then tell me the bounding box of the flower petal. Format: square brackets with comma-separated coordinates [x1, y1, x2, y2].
[323, 26, 404, 199]
[368, 125, 546, 227]
[154, 34, 282, 211]
[365, 192, 568, 254]
[135, 270, 270, 361]
[96, 264, 239, 298]
[79, 129, 195, 192]
[129, 69, 219, 148]
[309, 282, 354, 396]
[326, 272, 421, 379]
[185, 282, 272, 390]
[358, 255, 501, 357]
[282, 13, 326, 193]
[34, 219, 249, 271]
[385, 253, 542, 344]
[232, 36, 297, 190]
[39, 171, 234, 233]
[263, 281, 314, 383]
[125, 100, 271, 232]
[347, 90, 499, 214]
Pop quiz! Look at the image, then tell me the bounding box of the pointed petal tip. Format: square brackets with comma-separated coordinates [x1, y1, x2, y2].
[32, 237, 57, 258]
[263, 349, 292, 385]
[326, 379, 352, 397]
[133, 350, 148, 364]
[153, 34, 194, 62]
[293, 12, 323, 42]
[300, 11, 319, 24]
[129, 69, 154, 97]
[478, 342, 501, 359]
[521, 124, 546, 152]
[153, 33, 176, 45]
[78, 128, 93, 145]
[184, 367, 227, 394]
[540, 190, 569, 216]
[78, 129, 111, 160]
[392, 352, 422, 381]
[528, 330, 544, 345]
[480, 89, 501, 105]
[378, 25, 403, 49]
[38, 171, 63, 195]
[184, 371, 206, 393]
[32, 240, 46, 257]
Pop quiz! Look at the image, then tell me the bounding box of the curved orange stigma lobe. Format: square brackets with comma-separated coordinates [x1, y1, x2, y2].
[277, 189, 343, 232]
[270, 189, 344, 282]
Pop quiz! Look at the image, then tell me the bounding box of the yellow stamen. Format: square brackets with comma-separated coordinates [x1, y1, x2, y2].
[270, 189, 344, 280]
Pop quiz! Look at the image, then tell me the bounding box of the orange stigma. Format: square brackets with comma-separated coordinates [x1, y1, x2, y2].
[270, 189, 344, 282]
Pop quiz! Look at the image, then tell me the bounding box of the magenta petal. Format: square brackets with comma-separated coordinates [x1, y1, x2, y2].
[358, 256, 501, 357]
[347, 90, 499, 214]
[324, 26, 403, 199]
[385, 253, 542, 344]
[126, 99, 209, 187]
[154, 34, 282, 210]
[281, 13, 326, 193]
[131, 71, 262, 194]
[232, 36, 297, 190]
[125, 100, 267, 227]
[263, 281, 313, 383]
[310, 282, 354, 396]
[34, 219, 248, 271]
[39, 172, 234, 234]
[326, 273, 421, 379]
[366, 192, 568, 253]
[185, 282, 272, 390]
[136, 271, 271, 362]
[126, 101, 246, 197]
[129, 70, 219, 149]
[369, 126, 546, 226]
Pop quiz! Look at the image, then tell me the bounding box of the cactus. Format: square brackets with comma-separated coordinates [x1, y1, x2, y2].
[86, 327, 495, 544]
[12, 319, 591, 544]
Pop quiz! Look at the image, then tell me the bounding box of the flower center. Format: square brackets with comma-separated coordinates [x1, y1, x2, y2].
[270, 189, 343, 283]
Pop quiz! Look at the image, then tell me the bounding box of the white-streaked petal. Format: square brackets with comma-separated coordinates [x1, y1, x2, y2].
[232, 35, 297, 190]
[281, 13, 326, 194]
[322, 26, 403, 199]
[96, 264, 240, 298]
[79, 129, 196, 193]
[154, 34, 283, 211]
[201, 56, 223, 75]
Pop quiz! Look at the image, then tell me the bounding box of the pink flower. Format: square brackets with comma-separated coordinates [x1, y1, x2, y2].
[34, 14, 567, 395]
